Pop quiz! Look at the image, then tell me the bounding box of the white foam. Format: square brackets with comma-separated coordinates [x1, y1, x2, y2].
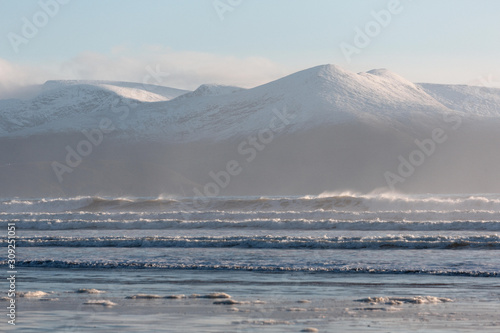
[125, 294, 162, 299]
[198, 292, 231, 299]
[3, 194, 500, 233]
[7, 260, 497, 277]
[84, 300, 117, 307]
[12, 234, 500, 249]
[357, 296, 453, 305]
[76, 288, 106, 294]
[213, 299, 243, 305]
[18, 291, 50, 297]
[4, 193, 500, 215]
[353, 307, 402, 312]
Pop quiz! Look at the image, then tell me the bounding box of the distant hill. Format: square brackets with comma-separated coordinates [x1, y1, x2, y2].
[1, 64, 500, 197]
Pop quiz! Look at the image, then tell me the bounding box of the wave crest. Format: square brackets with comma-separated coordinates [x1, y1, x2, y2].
[3, 193, 500, 213]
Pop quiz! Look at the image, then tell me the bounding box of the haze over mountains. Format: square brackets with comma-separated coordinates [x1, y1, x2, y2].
[2, 64, 500, 197]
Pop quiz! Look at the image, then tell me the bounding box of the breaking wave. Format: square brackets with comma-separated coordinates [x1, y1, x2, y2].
[2, 193, 500, 231]
[7, 234, 500, 249]
[3, 192, 500, 213]
[3, 260, 497, 277]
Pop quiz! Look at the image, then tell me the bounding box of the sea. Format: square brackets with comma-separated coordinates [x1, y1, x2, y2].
[1, 193, 499, 332]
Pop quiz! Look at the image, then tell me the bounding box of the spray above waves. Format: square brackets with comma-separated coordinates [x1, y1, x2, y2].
[3, 192, 500, 213]
[3, 193, 500, 231]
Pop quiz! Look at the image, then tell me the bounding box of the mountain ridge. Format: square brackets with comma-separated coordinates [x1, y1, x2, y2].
[2, 64, 500, 197]
[0, 64, 498, 143]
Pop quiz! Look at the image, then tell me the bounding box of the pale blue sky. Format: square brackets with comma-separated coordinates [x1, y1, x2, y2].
[1, 0, 499, 97]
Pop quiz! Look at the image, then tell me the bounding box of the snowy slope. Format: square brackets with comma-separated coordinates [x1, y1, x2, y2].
[0, 64, 498, 142]
[0, 81, 189, 136]
[179, 84, 244, 98]
[107, 64, 457, 142]
[418, 83, 500, 117]
[43, 80, 189, 102]
[2, 64, 500, 197]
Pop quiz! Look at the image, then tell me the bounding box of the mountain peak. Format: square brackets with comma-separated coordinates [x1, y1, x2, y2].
[313, 63, 348, 73]
[365, 68, 390, 76]
[363, 68, 412, 83]
[292, 64, 351, 79]
[190, 84, 243, 97]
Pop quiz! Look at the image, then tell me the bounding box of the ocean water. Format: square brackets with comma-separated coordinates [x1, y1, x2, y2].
[1, 193, 500, 332]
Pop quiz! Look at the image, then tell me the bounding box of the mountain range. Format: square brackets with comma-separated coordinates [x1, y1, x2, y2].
[2, 64, 500, 197]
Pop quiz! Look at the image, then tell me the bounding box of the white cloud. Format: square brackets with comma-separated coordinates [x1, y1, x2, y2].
[0, 58, 49, 99]
[60, 48, 291, 90]
[0, 48, 292, 99]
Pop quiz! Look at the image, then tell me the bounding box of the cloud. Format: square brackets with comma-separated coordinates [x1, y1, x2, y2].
[0, 48, 292, 99]
[60, 48, 291, 90]
[0, 58, 49, 99]
[2, 49, 499, 101]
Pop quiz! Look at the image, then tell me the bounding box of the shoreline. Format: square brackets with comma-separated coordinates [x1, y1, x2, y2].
[5, 268, 500, 332]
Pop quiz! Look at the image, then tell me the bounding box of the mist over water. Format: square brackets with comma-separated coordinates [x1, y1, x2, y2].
[2, 65, 500, 198]
[2, 115, 500, 198]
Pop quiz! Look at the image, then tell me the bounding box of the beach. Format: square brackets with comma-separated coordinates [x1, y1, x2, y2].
[2, 193, 500, 332]
[12, 269, 500, 332]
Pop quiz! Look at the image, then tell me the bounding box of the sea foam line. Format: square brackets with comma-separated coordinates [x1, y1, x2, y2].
[3, 260, 498, 277]
[6, 235, 500, 249]
[1, 220, 500, 231]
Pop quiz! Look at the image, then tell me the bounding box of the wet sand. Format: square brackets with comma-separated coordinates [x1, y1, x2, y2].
[5, 268, 500, 332]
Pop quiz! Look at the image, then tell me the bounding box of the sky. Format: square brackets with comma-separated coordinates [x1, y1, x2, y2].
[0, 0, 499, 98]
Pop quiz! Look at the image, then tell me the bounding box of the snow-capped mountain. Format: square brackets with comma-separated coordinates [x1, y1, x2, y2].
[1, 64, 500, 197]
[0, 80, 189, 136]
[4, 64, 499, 142]
[419, 83, 500, 117]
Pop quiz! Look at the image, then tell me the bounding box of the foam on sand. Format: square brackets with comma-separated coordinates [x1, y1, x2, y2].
[18, 291, 50, 297]
[125, 294, 162, 299]
[356, 296, 453, 305]
[352, 307, 402, 312]
[197, 292, 232, 299]
[213, 299, 245, 305]
[84, 300, 117, 307]
[75, 288, 106, 294]
[165, 294, 186, 299]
